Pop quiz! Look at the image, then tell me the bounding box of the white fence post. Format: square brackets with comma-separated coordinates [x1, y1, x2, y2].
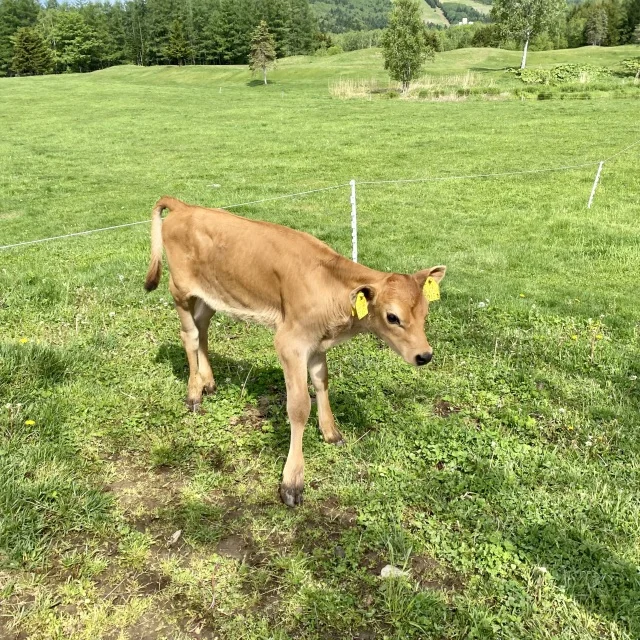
[587, 161, 604, 209]
[350, 179, 358, 263]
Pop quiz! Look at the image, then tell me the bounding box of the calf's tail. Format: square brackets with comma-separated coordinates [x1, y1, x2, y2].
[144, 196, 179, 291]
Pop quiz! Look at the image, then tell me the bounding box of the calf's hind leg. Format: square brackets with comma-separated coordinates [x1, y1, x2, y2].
[193, 299, 216, 395]
[173, 299, 203, 412]
[169, 278, 206, 412]
[308, 351, 343, 445]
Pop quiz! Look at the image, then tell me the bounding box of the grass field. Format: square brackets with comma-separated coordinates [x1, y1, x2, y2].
[1, 45, 640, 639]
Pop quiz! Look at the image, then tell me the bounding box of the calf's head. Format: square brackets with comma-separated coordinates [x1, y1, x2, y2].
[350, 266, 446, 366]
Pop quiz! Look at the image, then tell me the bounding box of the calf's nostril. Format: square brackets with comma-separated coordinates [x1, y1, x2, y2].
[415, 352, 432, 366]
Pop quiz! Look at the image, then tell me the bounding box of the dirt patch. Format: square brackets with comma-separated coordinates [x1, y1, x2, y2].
[434, 399, 460, 418]
[116, 610, 179, 640]
[228, 399, 272, 431]
[112, 604, 216, 640]
[0, 588, 37, 640]
[360, 550, 462, 591]
[0, 629, 28, 640]
[136, 570, 171, 595]
[149, 538, 194, 566]
[103, 457, 184, 517]
[176, 615, 216, 640]
[361, 550, 388, 576]
[293, 497, 360, 556]
[411, 554, 464, 592]
[215, 534, 252, 561]
[318, 497, 358, 527]
[354, 631, 377, 640]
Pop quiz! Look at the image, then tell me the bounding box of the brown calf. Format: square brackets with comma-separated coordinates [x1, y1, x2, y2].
[145, 196, 446, 507]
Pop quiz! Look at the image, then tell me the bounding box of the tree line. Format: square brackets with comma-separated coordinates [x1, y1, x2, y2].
[335, 0, 639, 55]
[2, 0, 639, 78]
[1, 0, 317, 76]
[382, 0, 639, 92]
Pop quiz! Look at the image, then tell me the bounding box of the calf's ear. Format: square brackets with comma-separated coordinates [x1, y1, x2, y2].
[349, 284, 377, 309]
[414, 265, 447, 288]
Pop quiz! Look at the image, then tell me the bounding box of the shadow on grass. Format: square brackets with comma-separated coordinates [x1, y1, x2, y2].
[469, 66, 513, 72]
[153, 327, 640, 635]
[521, 521, 640, 634]
[246, 79, 275, 87]
[0, 341, 81, 399]
[155, 341, 375, 436]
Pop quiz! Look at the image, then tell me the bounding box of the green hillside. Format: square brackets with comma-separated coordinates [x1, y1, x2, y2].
[311, 0, 494, 30]
[420, 1, 450, 26]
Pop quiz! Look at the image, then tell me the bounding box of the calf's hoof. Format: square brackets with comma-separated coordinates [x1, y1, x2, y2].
[185, 398, 202, 413]
[280, 482, 304, 508]
[324, 430, 345, 446]
[203, 381, 217, 395]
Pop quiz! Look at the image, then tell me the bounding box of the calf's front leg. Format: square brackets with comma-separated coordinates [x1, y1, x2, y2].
[276, 333, 311, 507]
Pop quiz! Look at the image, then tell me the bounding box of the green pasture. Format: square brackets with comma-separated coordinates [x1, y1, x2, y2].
[1, 46, 640, 639]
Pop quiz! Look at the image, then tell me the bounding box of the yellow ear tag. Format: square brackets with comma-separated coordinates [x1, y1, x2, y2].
[354, 291, 369, 319]
[423, 277, 440, 302]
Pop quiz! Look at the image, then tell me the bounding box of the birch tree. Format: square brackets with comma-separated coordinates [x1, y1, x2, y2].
[491, 0, 566, 69]
[381, 0, 434, 93]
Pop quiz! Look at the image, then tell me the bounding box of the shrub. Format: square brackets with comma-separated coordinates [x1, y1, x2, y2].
[332, 30, 383, 52]
[326, 45, 344, 56]
[621, 58, 640, 80]
[508, 63, 611, 85]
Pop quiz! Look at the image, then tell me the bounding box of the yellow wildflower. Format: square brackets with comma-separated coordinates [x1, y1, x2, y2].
[25, 420, 35, 426]
[19, 338, 28, 344]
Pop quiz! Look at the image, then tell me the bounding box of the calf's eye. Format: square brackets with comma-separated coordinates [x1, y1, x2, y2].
[386, 313, 400, 325]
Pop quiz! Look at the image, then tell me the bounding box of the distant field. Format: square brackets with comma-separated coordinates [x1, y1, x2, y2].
[1, 46, 640, 640]
[420, 0, 450, 26]
[453, 0, 492, 15]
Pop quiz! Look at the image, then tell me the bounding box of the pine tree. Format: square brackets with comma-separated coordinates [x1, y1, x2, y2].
[49, 11, 107, 73]
[602, 0, 624, 45]
[624, 0, 640, 42]
[0, 0, 41, 75]
[123, 0, 149, 65]
[10, 26, 52, 75]
[585, 6, 608, 45]
[286, 0, 316, 55]
[381, 0, 433, 93]
[164, 18, 192, 64]
[256, 0, 289, 57]
[249, 20, 276, 85]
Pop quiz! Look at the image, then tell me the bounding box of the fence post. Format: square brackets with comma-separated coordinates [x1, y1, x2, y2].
[587, 161, 604, 209]
[350, 179, 358, 263]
